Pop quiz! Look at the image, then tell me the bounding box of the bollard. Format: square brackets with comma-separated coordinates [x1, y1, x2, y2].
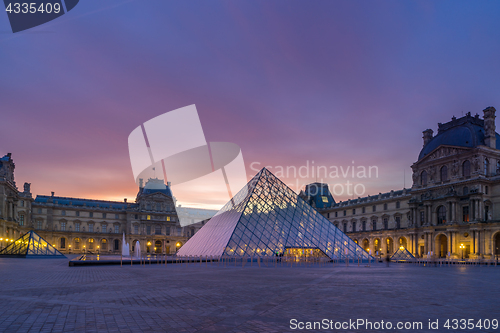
[121, 253, 123, 267]
[131, 256, 133, 266]
[258, 257, 261, 268]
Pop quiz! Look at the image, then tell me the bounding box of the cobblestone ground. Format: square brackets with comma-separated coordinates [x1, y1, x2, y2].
[0, 257, 499, 333]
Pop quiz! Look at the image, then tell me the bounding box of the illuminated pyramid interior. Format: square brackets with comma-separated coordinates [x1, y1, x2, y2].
[0, 230, 66, 257]
[390, 247, 415, 260]
[178, 168, 372, 260]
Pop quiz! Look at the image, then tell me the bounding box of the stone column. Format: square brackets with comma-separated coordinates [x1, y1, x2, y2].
[475, 230, 480, 255]
[447, 232, 452, 255]
[452, 202, 456, 222]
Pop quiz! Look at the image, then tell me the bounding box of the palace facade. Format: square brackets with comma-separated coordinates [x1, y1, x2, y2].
[310, 107, 500, 259]
[0, 155, 204, 255]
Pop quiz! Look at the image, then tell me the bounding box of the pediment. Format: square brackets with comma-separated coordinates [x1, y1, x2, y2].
[417, 145, 471, 164]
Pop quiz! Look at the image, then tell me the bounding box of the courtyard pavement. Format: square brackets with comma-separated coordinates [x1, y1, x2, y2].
[0, 257, 499, 333]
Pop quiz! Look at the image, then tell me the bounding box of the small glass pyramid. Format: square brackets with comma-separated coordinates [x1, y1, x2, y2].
[0, 230, 66, 258]
[391, 247, 415, 260]
[178, 168, 372, 261]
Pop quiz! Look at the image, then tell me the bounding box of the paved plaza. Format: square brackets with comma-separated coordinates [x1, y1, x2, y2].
[0, 257, 499, 333]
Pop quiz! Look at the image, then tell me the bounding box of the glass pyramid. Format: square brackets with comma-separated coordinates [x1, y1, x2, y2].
[0, 230, 66, 258]
[391, 247, 415, 260]
[178, 168, 372, 260]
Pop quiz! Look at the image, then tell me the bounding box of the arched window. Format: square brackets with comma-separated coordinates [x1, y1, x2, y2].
[463, 160, 471, 178]
[114, 239, 120, 251]
[421, 171, 428, 186]
[440, 166, 448, 182]
[60, 237, 66, 249]
[437, 206, 446, 224]
[74, 238, 80, 250]
[484, 158, 489, 176]
[101, 239, 107, 250]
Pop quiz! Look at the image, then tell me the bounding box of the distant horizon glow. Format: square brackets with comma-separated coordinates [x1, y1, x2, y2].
[1, 1, 500, 210]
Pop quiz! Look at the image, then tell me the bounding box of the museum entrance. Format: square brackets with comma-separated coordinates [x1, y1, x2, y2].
[285, 247, 328, 259]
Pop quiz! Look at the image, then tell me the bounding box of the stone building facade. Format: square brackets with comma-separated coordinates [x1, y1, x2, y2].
[318, 107, 500, 259]
[0, 155, 204, 255]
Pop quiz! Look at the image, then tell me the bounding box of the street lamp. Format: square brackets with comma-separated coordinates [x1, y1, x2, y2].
[97, 245, 100, 255]
[459, 243, 465, 260]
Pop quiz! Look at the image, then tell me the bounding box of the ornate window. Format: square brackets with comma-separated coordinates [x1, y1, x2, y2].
[437, 206, 446, 224]
[37, 220, 43, 229]
[134, 225, 139, 234]
[102, 224, 107, 233]
[463, 160, 471, 178]
[102, 239, 107, 250]
[19, 214, 24, 226]
[89, 224, 94, 233]
[484, 158, 490, 176]
[383, 218, 388, 230]
[74, 238, 80, 249]
[155, 225, 162, 235]
[421, 171, 428, 186]
[114, 225, 119, 234]
[462, 206, 469, 222]
[60, 222, 66, 231]
[60, 238, 66, 249]
[75, 222, 80, 232]
[395, 216, 401, 229]
[372, 219, 377, 231]
[440, 166, 448, 182]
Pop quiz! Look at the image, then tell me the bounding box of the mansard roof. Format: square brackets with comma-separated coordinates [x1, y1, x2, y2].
[418, 113, 500, 161]
[34, 195, 129, 210]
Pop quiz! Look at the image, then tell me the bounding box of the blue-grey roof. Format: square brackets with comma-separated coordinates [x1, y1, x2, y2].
[34, 196, 129, 210]
[303, 183, 335, 209]
[419, 113, 500, 160]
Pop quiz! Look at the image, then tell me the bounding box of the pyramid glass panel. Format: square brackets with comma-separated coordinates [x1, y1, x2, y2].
[177, 168, 373, 260]
[0, 230, 66, 258]
[391, 247, 415, 260]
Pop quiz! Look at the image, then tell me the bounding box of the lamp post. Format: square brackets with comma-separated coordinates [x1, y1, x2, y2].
[97, 245, 100, 255]
[69, 244, 71, 254]
[459, 243, 464, 260]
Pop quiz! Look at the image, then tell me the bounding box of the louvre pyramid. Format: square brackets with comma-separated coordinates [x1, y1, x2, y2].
[178, 168, 372, 260]
[0, 230, 66, 257]
[391, 247, 415, 260]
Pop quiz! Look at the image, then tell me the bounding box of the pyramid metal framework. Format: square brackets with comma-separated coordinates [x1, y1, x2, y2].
[178, 168, 372, 260]
[0, 230, 66, 257]
[391, 247, 415, 261]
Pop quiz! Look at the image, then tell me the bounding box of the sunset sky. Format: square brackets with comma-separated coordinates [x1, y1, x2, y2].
[1, 0, 500, 209]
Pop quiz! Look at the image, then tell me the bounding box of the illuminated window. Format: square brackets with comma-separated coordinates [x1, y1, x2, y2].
[321, 196, 328, 203]
[437, 206, 446, 224]
[101, 239, 107, 250]
[74, 238, 80, 249]
[147, 215, 151, 220]
[463, 206, 469, 222]
[166, 216, 170, 221]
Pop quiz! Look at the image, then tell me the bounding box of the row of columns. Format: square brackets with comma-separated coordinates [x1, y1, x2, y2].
[410, 198, 485, 226]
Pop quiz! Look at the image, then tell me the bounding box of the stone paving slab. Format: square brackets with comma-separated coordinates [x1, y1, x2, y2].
[0, 258, 499, 333]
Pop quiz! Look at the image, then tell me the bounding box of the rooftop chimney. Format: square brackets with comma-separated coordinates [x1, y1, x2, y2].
[51, 191, 55, 197]
[483, 106, 496, 148]
[422, 129, 434, 146]
[124, 198, 127, 203]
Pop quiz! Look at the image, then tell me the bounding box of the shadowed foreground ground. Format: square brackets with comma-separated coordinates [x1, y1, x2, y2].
[0, 257, 499, 333]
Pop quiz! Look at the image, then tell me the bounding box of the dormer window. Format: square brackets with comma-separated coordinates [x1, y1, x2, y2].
[463, 160, 471, 178]
[421, 171, 428, 186]
[440, 166, 448, 182]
